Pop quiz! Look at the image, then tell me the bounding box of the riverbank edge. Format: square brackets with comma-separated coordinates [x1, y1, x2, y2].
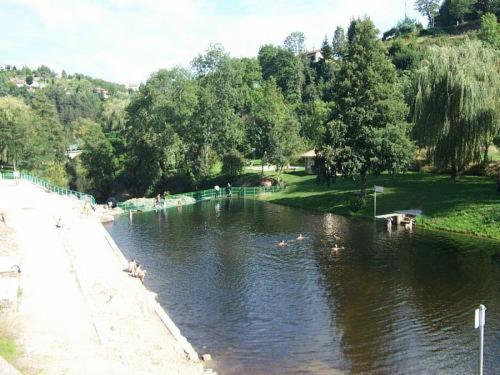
[251, 193, 500, 243]
[99, 225, 202, 362]
[0, 180, 209, 374]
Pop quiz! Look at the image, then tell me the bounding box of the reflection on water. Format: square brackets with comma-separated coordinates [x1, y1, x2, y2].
[106, 199, 500, 374]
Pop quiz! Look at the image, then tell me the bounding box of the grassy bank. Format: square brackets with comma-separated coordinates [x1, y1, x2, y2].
[240, 170, 499, 241]
[0, 333, 17, 365]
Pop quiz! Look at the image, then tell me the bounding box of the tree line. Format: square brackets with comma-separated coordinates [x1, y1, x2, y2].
[0, 5, 498, 200]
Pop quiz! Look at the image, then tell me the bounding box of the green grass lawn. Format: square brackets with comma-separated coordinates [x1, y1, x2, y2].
[241, 171, 500, 241]
[489, 146, 500, 161]
[0, 334, 17, 364]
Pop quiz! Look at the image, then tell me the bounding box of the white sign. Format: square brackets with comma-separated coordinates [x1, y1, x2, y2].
[475, 306, 486, 329]
[374, 185, 384, 193]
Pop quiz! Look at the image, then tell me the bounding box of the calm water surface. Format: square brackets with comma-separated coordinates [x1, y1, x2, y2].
[105, 199, 500, 374]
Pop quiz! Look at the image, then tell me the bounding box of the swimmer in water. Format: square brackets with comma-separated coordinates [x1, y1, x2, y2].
[331, 244, 344, 253]
[297, 234, 304, 240]
[278, 240, 287, 247]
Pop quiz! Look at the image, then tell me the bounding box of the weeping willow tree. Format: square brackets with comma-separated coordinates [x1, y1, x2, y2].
[411, 40, 499, 179]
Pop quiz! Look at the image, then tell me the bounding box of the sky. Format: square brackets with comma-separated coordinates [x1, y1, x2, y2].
[0, 0, 425, 84]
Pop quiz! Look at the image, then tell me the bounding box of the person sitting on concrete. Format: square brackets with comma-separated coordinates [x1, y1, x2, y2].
[130, 262, 146, 283]
[126, 259, 138, 274]
[135, 266, 146, 283]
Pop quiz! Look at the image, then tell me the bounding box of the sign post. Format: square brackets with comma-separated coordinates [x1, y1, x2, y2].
[475, 304, 486, 375]
[373, 185, 384, 218]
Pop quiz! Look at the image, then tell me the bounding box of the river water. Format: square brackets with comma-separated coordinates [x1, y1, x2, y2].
[105, 199, 500, 374]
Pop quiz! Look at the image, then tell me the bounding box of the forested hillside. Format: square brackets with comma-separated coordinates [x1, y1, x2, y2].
[0, 0, 498, 201]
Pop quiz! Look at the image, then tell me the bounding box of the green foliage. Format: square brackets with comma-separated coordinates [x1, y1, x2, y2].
[411, 40, 499, 178]
[388, 39, 422, 70]
[383, 17, 423, 40]
[0, 334, 17, 363]
[479, 12, 500, 48]
[258, 171, 500, 240]
[494, 134, 500, 147]
[349, 195, 366, 212]
[415, 0, 441, 27]
[250, 79, 302, 172]
[283, 31, 306, 55]
[320, 36, 334, 60]
[25, 75, 33, 85]
[0, 96, 33, 168]
[222, 150, 245, 177]
[436, 0, 488, 26]
[125, 68, 195, 193]
[332, 26, 347, 59]
[319, 17, 414, 193]
[76, 118, 118, 197]
[45, 79, 102, 125]
[258, 44, 304, 102]
[449, 0, 477, 23]
[100, 97, 128, 132]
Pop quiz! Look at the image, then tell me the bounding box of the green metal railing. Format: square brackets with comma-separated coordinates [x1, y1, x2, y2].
[0, 171, 96, 204]
[117, 185, 285, 212]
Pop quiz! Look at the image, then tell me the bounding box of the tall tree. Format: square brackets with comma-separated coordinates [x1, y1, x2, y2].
[321, 36, 334, 60]
[125, 68, 197, 194]
[479, 12, 500, 48]
[76, 118, 117, 197]
[319, 18, 414, 194]
[283, 31, 306, 55]
[449, 0, 476, 23]
[258, 44, 305, 102]
[0, 96, 32, 169]
[415, 0, 441, 27]
[332, 26, 347, 59]
[411, 40, 499, 179]
[250, 79, 302, 174]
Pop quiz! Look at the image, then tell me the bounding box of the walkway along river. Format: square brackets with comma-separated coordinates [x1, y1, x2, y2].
[105, 198, 500, 374]
[0, 180, 204, 374]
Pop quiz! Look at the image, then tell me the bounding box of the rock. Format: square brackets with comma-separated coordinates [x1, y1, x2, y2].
[201, 353, 212, 361]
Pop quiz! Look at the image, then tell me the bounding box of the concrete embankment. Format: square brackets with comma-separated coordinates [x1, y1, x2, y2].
[0, 179, 208, 374]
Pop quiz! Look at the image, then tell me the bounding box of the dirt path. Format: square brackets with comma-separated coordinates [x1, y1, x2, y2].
[0, 180, 205, 375]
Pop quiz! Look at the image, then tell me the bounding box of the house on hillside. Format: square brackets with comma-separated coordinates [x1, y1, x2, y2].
[127, 83, 139, 92]
[306, 50, 323, 63]
[300, 149, 316, 174]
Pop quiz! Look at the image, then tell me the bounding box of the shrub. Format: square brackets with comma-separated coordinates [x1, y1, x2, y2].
[222, 150, 245, 177]
[349, 194, 366, 212]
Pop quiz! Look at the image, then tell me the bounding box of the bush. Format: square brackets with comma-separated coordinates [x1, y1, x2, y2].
[349, 194, 366, 212]
[222, 150, 245, 177]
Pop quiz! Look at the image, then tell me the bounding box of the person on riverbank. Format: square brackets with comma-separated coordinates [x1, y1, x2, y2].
[214, 185, 220, 198]
[132, 263, 146, 283]
[127, 259, 138, 274]
[225, 183, 232, 197]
